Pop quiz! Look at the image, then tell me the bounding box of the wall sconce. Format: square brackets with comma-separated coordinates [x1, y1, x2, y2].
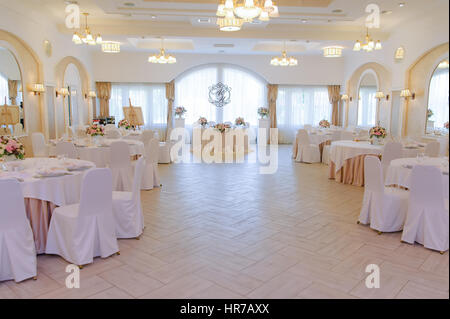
[56, 88, 69, 98]
[341, 94, 352, 102]
[400, 89, 415, 100]
[394, 46, 405, 62]
[375, 91, 385, 101]
[85, 90, 97, 99]
[29, 84, 45, 95]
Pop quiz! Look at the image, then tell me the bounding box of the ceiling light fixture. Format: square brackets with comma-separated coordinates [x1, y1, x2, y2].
[399, 3, 405, 7]
[353, 28, 382, 52]
[101, 41, 121, 53]
[72, 13, 102, 46]
[216, 0, 279, 31]
[323, 46, 343, 58]
[271, 42, 298, 67]
[148, 38, 177, 64]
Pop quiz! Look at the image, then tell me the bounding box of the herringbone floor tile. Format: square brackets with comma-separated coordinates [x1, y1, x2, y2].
[1, 146, 448, 299]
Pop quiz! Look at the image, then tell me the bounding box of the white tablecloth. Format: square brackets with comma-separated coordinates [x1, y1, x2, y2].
[0, 158, 94, 206]
[385, 157, 449, 198]
[330, 141, 383, 173]
[308, 132, 334, 145]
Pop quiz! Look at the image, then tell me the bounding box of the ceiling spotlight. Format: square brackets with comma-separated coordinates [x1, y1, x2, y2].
[123, 2, 135, 7]
[399, 2, 405, 7]
[382, 10, 393, 15]
[332, 9, 343, 13]
[301, 19, 307, 23]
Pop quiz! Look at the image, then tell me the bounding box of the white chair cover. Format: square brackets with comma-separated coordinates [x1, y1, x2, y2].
[401, 165, 449, 252]
[159, 141, 173, 164]
[110, 141, 133, 192]
[56, 141, 78, 159]
[425, 141, 440, 157]
[341, 131, 354, 141]
[31, 132, 49, 158]
[0, 179, 37, 282]
[45, 168, 119, 266]
[106, 129, 122, 139]
[381, 142, 403, 180]
[141, 138, 161, 190]
[141, 130, 154, 145]
[303, 124, 313, 132]
[105, 124, 117, 131]
[295, 129, 321, 163]
[113, 157, 145, 238]
[322, 131, 343, 165]
[359, 156, 408, 232]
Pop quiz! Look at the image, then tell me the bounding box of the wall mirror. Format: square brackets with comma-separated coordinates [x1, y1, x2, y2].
[427, 59, 449, 133]
[357, 71, 378, 128]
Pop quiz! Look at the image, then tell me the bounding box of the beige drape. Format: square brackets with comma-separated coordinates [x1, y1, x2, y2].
[328, 85, 341, 126]
[165, 80, 175, 142]
[267, 84, 278, 129]
[96, 82, 112, 117]
[8, 80, 18, 105]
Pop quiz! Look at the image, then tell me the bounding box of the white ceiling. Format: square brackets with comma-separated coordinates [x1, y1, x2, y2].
[6, 0, 450, 55]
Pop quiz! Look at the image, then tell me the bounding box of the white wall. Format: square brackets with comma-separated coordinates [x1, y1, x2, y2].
[0, 48, 20, 80]
[92, 51, 345, 86]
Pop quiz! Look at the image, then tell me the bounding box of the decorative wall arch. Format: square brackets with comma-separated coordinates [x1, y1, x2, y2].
[403, 42, 449, 136]
[344, 62, 392, 129]
[0, 28, 44, 139]
[54, 56, 92, 137]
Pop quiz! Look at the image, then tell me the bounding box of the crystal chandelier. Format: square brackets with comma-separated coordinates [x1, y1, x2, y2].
[72, 13, 102, 45]
[216, 0, 279, 31]
[148, 39, 177, 64]
[271, 43, 298, 66]
[353, 28, 382, 52]
[101, 41, 121, 53]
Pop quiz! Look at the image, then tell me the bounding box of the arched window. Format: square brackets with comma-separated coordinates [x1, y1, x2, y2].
[0, 72, 9, 104]
[357, 72, 378, 128]
[175, 64, 267, 126]
[428, 60, 449, 130]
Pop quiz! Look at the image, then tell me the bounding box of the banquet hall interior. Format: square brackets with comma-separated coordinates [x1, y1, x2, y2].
[0, 0, 449, 300]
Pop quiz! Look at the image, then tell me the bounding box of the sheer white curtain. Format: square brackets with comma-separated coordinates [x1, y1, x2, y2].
[357, 86, 377, 127]
[175, 65, 266, 127]
[110, 83, 167, 138]
[0, 73, 8, 104]
[175, 67, 218, 125]
[276, 86, 331, 144]
[429, 68, 449, 128]
[222, 67, 266, 126]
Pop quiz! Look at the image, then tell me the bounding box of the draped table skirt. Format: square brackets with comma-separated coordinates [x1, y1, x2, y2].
[24, 198, 58, 254]
[329, 154, 381, 187]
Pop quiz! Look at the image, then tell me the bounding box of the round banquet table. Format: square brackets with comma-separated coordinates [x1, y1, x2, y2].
[0, 158, 95, 254]
[385, 157, 449, 199]
[76, 138, 144, 168]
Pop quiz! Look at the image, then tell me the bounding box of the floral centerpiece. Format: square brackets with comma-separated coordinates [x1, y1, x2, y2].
[86, 124, 105, 137]
[257, 107, 269, 119]
[214, 123, 231, 134]
[118, 119, 132, 130]
[175, 106, 187, 119]
[427, 109, 434, 119]
[369, 124, 387, 145]
[319, 119, 331, 129]
[0, 136, 25, 161]
[198, 117, 208, 127]
[444, 122, 449, 130]
[235, 117, 246, 126]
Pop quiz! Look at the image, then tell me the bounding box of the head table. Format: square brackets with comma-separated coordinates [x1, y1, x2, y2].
[0, 158, 95, 254]
[329, 140, 425, 187]
[385, 157, 449, 199]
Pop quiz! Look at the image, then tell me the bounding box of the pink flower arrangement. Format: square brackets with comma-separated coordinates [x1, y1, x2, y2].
[0, 136, 25, 159]
[319, 119, 331, 128]
[118, 119, 132, 130]
[444, 122, 449, 130]
[175, 107, 187, 118]
[258, 107, 269, 119]
[198, 117, 208, 127]
[369, 125, 387, 139]
[86, 124, 105, 137]
[235, 117, 246, 126]
[214, 123, 231, 133]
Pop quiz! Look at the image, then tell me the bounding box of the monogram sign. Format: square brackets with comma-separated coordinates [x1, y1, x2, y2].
[208, 82, 231, 108]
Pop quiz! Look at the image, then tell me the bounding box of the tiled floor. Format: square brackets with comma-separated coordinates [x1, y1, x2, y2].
[1, 146, 448, 299]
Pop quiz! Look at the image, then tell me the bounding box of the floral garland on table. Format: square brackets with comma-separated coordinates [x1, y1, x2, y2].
[175, 106, 187, 118]
[257, 107, 269, 119]
[86, 124, 105, 137]
[214, 123, 231, 134]
[118, 119, 132, 130]
[369, 125, 387, 139]
[198, 117, 208, 127]
[235, 117, 245, 126]
[319, 119, 331, 129]
[427, 109, 434, 119]
[444, 122, 449, 130]
[0, 136, 25, 160]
